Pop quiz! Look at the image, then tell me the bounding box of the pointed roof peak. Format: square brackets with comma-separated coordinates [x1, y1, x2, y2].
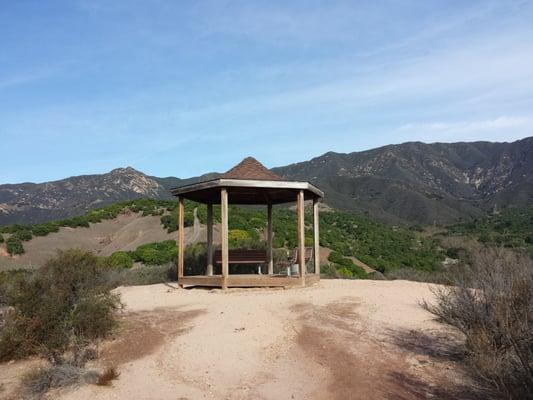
[221, 157, 282, 181]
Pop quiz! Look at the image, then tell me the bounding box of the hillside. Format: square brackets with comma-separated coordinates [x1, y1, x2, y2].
[0, 168, 173, 226]
[447, 206, 533, 251]
[0, 199, 443, 274]
[0, 212, 214, 270]
[1, 137, 532, 227]
[273, 137, 533, 225]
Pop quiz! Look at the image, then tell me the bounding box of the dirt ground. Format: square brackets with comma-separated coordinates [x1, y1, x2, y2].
[0, 279, 480, 400]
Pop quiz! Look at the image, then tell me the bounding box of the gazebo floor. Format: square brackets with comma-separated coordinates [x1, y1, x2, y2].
[179, 273, 319, 288]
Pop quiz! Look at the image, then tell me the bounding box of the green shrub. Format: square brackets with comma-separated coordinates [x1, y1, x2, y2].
[13, 229, 32, 241]
[0, 224, 27, 234]
[228, 229, 251, 248]
[6, 237, 24, 255]
[32, 222, 60, 236]
[447, 206, 533, 249]
[131, 240, 177, 265]
[60, 216, 90, 228]
[336, 267, 353, 279]
[327, 252, 368, 279]
[160, 208, 194, 232]
[103, 251, 133, 269]
[0, 249, 121, 363]
[0, 233, 4, 243]
[320, 263, 338, 278]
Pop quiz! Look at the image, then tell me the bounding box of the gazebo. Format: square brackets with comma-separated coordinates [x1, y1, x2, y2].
[170, 157, 324, 289]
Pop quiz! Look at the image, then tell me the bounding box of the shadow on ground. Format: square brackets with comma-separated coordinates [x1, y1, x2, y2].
[290, 300, 487, 400]
[99, 307, 206, 366]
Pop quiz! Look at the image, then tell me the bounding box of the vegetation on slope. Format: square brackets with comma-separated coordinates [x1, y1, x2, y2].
[1, 199, 445, 275]
[0, 199, 195, 255]
[323, 251, 368, 279]
[0, 199, 192, 237]
[162, 203, 445, 273]
[447, 206, 533, 251]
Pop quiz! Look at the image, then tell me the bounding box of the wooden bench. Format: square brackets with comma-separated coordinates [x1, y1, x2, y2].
[214, 249, 267, 265]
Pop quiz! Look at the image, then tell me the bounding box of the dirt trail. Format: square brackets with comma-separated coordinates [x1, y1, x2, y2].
[2, 280, 479, 400]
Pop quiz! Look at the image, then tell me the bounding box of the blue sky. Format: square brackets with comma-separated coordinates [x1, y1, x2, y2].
[1, 0, 533, 183]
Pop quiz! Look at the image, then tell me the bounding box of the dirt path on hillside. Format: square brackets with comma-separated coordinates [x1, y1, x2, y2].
[1, 280, 481, 400]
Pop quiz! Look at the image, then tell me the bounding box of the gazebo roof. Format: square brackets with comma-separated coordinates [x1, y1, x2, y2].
[221, 157, 283, 181]
[171, 157, 323, 205]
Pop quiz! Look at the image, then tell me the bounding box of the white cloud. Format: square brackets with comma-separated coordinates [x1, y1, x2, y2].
[396, 116, 532, 140]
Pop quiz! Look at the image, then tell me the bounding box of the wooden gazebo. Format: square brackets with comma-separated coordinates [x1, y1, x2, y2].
[171, 157, 324, 289]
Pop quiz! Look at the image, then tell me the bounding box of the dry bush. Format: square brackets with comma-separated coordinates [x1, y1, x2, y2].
[104, 263, 176, 287]
[22, 364, 118, 398]
[96, 366, 120, 386]
[22, 364, 86, 399]
[423, 248, 533, 399]
[0, 249, 121, 364]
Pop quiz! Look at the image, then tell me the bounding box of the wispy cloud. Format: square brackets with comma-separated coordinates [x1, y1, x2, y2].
[398, 116, 531, 135]
[1, 0, 533, 182]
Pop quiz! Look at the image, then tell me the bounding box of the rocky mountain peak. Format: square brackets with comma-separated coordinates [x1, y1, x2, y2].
[1, 137, 531, 227]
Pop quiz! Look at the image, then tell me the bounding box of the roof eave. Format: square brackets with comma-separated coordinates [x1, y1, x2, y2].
[170, 178, 324, 198]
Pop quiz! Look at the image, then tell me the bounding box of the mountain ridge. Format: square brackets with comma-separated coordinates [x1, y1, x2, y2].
[1, 137, 531, 226]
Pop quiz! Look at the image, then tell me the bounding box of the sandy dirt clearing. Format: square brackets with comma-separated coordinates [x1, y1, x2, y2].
[1, 280, 480, 400]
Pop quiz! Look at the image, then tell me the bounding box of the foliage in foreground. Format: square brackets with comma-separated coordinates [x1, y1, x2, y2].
[0, 249, 121, 363]
[423, 248, 533, 399]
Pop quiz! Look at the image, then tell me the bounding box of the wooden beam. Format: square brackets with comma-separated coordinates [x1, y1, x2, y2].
[206, 203, 214, 276]
[267, 203, 274, 275]
[297, 190, 306, 286]
[177, 196, 185, 287]
[178, 273, 319, 288]
[221, 188, 229, 290]
[313, 198, 320, 276]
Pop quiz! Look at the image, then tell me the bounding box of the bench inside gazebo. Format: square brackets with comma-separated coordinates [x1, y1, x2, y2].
[170, 157, 324, 289]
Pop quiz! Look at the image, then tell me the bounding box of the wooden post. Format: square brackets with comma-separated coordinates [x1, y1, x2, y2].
[297, 190, 306, 286]
[313, 198, 320, 276]
[206, 203, 214, 276]
[177, 196, 185, 287]
[221, 188, 229, 290]
[267, 203, 274, 275]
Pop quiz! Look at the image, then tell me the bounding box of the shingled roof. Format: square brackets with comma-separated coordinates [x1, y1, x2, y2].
[171, 157, 323, 204]
[221, 157, 282, 181]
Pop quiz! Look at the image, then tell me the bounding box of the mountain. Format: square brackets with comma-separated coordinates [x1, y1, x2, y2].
[149, 172, 220, 191]
[0, 168, 171, 225]
[1, 137, 532, 226]
[272, 137, 533, 225]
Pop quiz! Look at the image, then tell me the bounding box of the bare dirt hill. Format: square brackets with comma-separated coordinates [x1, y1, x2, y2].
[0, 280, 480, 400]
[0, 212, 221, 270]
